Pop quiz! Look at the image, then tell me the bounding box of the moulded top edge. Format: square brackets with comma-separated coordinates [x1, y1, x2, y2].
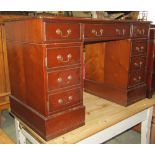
[3, 15, 152, 24]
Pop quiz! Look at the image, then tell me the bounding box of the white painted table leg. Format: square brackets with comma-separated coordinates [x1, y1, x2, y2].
[15, 118, 26, 144]
[141, 107, 153, 144]
[15, 118, 20, 143]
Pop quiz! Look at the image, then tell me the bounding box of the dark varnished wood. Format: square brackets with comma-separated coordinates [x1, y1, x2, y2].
[132, 40, 147, 56]
[130, 56, 146, 70]
[47, 46, 81, 69]
[45, 22, 81, 42]
[48, 67, 81, 91]
[5, 16, 150, 140]
[10, 96, 85, 140]
[146, 26, 155, 98]
[84, 23, 131, 40]
[84, 22, 149, 106]
[128, 70, 145, 87]
[145, 25, 155, 143]
[132, 24, 150, 38]
[84, 26, 148, 106]
[48, 87, 82, 113]
[6, 42, 48, 115]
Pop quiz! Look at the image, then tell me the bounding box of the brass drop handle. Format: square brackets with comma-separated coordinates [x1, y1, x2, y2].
[67, 53, 72, 60]
[116, 28, 121, 35]
[56, 28, 72, 38]
[134, 62, 139, 67]
[133, 76, 141, 82]
[140, 46, 144, 51]
[57, 77, 63, 83]
[91, 29, 104, 37]
[139, 61, 143, 67]
[57, 75, 73, 84]
[68, 96, 73, 102]
[58, 96, 73, 105]
[135, 46, 144, 52]
[58, 98, 64, 104]
[116, 28, 126, 35]
[134, 61, 143, 67]
[57, 55, 63, 61]
[122, 29, 126, 35]
[142, 29, 145, 35]
[137, 29, 142, 35]
[133, 77, 137, 82]
[136, 47, 140, 52]
[57, 53, 72, 62]
[67, 75, 73, 81]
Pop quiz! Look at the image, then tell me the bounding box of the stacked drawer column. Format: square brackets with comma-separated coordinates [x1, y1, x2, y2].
[127, 23, 150, 104]
[5, 18, 85, 141]
[44, 21, 85, 139]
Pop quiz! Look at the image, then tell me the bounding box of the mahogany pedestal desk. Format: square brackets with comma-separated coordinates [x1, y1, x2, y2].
[14, 93, 154, 144]
[5, 17, 150, 140]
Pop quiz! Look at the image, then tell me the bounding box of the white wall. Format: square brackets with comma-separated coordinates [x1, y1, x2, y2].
[148, 11, 155, 24]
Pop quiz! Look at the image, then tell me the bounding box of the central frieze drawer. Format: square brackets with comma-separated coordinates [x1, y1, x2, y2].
[47, 46, 81, 68]
[48, 87, 81, 113]
[84, 23, 130, 39]
[45, 23, 81, 41]
[48, 67, 81, 91]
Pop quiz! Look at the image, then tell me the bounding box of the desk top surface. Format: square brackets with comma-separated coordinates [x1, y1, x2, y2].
[4, 15, 151, 24]
[18, 92, 155, 144]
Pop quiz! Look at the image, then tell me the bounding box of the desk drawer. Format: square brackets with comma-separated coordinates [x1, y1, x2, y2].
[132, 41, 147, 55]
[84, 23, 130, 39]
[48, 67, 81, 91]
[130, 56, 146, 70]
[48, 87, 81, 113]
[132, 24, 149, 38]
[45, 23, 81, 41]
[129, 70, 145, 86]
[47, 46, 81, 68]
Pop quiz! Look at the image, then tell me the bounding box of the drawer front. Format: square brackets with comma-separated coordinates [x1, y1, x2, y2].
[115, 23, 131, 37]
[132, 41, 147, 55]
[45, 23, 81, 41]
[47, 46, 81, 68]
[48, 68, 81, 91]
[84, 24, 130, 39]
[130, 56, 146, 70]
[48, 88, 81, 113]
[129, 70, 145, 86]
[132, 24, 149, 38]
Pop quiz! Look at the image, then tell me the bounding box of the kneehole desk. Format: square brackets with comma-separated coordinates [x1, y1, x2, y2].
[14, 92, 155, 144]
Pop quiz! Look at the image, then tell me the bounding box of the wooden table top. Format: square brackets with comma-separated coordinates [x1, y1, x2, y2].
[17, 92, 155, 144]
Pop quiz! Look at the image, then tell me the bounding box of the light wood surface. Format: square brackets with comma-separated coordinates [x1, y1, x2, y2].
[0, 101, 10, 111]
[0, 22, 10, 116]
[0, 24, 10, 96]
[151, 106, 155, 143]
[17, 92, 155, 144]
[0, 129, 14, 144]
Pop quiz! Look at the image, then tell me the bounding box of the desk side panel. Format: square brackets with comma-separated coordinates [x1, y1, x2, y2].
[5, 19, 45, 43]
[6, 41, 47, 115]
